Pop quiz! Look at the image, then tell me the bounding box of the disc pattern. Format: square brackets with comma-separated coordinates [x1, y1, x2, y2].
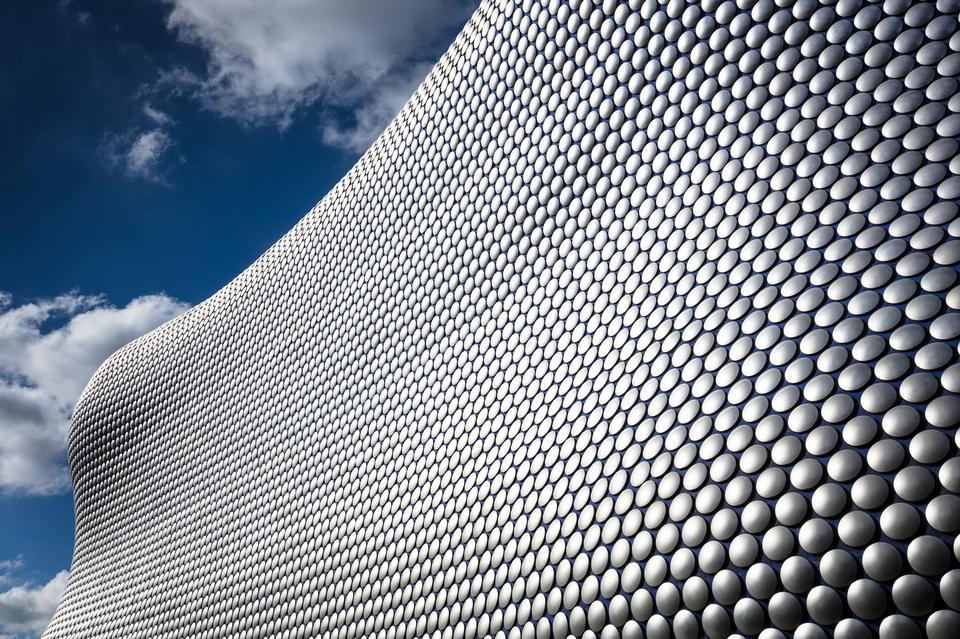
[45, 1, 960, 638]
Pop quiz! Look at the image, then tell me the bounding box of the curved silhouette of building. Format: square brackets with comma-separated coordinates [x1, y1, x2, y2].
[46, 1, 960, 638]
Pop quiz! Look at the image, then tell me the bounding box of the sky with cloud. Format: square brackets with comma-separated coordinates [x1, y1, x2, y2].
[0, 1, 474, 635]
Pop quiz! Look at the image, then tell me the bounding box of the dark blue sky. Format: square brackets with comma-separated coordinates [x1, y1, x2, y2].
[0, 0, 470, 604]
[2, 1, 356, 306]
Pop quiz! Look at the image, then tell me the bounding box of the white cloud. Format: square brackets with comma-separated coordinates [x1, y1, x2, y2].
[0, 292, 189, 495]
[142, 104, 174, 127]
[105, 128, 176, 185]
[125, 129, 174, 182]
[0, 571, 69, 638]
[160, 0, 475, 149]
[0, 558, 25, 589]
[104, 104, 178, 184]
[321, 61, 434, 153]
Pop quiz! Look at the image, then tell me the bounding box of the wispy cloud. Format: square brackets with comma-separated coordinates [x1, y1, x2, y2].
[0, 292, 189, 495]
[124, 129, 174, 182]
[0, 559, 24, 575]
[104, 124, 176, 185]
[0, 558, 25, 589]
[321, 61, 433, 153]
[55, 0, 91, 27]
[0, 571, 69, 638]
[103, 102, 179, 185]
[142, 104, 174, 127]
[158, 0, 475, 150]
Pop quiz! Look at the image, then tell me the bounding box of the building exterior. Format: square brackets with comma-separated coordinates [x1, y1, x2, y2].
[46, 1, 960, 638]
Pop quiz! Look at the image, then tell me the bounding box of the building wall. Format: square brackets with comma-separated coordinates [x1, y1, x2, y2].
[46, 1, 960, 638]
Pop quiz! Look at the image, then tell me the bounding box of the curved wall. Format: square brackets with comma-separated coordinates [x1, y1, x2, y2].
[46, 1, 960, 638]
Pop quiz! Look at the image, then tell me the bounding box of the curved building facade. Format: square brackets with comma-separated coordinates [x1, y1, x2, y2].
[46, 1, 960, 638]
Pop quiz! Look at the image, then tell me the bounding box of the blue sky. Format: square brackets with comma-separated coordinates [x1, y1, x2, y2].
[0, 1, 473, 635]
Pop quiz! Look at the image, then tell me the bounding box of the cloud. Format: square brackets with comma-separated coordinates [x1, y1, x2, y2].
[321, 61, 433, 153]
[142, 104, 174, 127]
[104, 127, 176, 185]
[103, 104, 179, 185]
[125, 129, 174, 181]
[55, 0, 91, 26]
[0, 560, 24, 575]
[0, 571, 69, 638]
[0, 292, 189, 495]
[0, 559, 25, 589]
[160, 0, 475, 149]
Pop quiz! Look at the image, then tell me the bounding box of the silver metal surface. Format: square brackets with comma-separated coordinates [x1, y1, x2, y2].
[44, 0, 960, 637]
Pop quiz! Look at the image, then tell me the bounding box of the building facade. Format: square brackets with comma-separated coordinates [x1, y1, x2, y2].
[46, 1, 960, 638]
